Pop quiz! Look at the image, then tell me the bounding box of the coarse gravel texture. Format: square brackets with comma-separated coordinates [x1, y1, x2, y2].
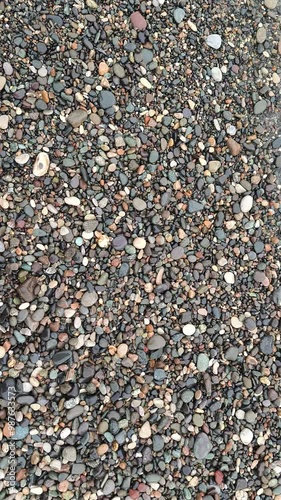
[0, 0, 281, 499]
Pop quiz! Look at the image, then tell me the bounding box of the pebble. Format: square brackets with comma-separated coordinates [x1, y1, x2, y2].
[81, 291, 98, 307]
[133, 237, 146, 249]
[183, 324, 196, 336]
[254, 100, 267, 115]
[240, 428, 254, 445]
[211, 67, 223, 82]
[103, 480, 116, 496]
[206, 34, 222, 49]
[15, 153, 30, 165]
[133, 197, 147, 211]
[0, 76, 6, 91]
[256, 27, 267, 44]
[33, 152, 50, 177]
[99, 90, 116, 109]
[227, 137, 241, 156]
[147, 335, 166, 350]
[240, 195, 253, 213]
[64, 196, 80, 206]
[188, 200, 204, 213]
[0, 115, 9, 130]
[225, 346, 239, 361]
[273, 286, 281, 306]
[259, 335, 274, 354]
[139, 421, 152, 439]
[193, 433, 212, 460]
[67, 109, 88, 128]
[62, 446, 77, 462]
[171, 246, 184, 259]
[174, 8, 185, 23]
[224, 272, 235, 284]
[130, 11, 147, 30]
[264, 0, 278, 8]
[3, 62, 13, 75]
[197, 353, 209, 372]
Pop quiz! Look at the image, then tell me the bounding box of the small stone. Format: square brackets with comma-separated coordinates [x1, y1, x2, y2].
[113, 63, 125, 78]
[97, 443, 109, 456]
[18, 277, 39, 302]
[259, 335, 274, 355]
[211, 67, 222, 82]
[0, 76, 6, 91]
[240, 195, 253, 213]
[272, 286, 281, 306]
[225, 346, 239, 361]
[64, 196, 80, 206]
[62, 446, 77, 462]
[264, 0, 277, 8]
[197, 353, 209, 372]
[174, 8, 185, 23]
[3, 62, 13, 75]
[53, 351, 72, 365]
[130, 11, 147, 30]
[81, 291, 98, 307]
[194, 433, 212, 459]
[133, 197, 147, 211]
[133, 237, 146, 250]
[103, 480, 115, 496]
[0, 346, 6, 359]
[227, 137, 241, 156]
[240, 428, 253, 445]
[171, 246, 184, 259]
[140, 77, 152, 89]
[231, 317, 243, 328]
[112, 235, 127, 250]
[86, 0, 97, 7]
[33, 152, 50, 177]
[98, 62, 109, 76]
[99, 90, 116, 109]
[15, 153, 30, 165]
[183, 324, 196, 336]
[188, 200, 204, 213]
[0, 115, 9, 130]
[139, 421, 151, 439]
[147, 335, 166, 350]
[206, 34, 222, 49]
[256, 27, 267, 43]
[67, 109, 88, 128]
[254, 100, 267, 115]
[224, 272, 235, 284]
[117, 344, 128, 358]
[208, 160, 221, 173]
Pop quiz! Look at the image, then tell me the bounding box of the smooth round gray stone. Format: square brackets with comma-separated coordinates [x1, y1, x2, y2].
[206, 34, 222, 49]
[147, 334, 166, 350]
[193, 433, 212, 460]
[103, 480, 115, 496]
[188, 200, 204, 213]
[154, 369, 166, 381]
[171, 246, 184, 260]
[66, 405, 84, 421]
[174, 8, 185, 23]
[254, 100, 267, 115]
[153, 435, 164, 452]
[112, 235, 127, 250]
[196, 353, 209, 372]
[132, 197, 147, 211]
[244, 317, 256, 331]
[81, 291, 98, 307]
[181, 390, 194, 403]
[259, 335, 274, 354]
[225, 346, 239, 361]
[67, 109, 88, 128]
[245, 410, 257, 423]
[99, 90, 116, 109]
[256, 27, 267, 43]
[273, 286, 281, 306]
[113, 63, 125, 78]
[254, 241, 264, 253]
[62, 446, 77, 462]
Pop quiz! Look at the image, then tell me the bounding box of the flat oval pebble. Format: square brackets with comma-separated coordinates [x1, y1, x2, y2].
[130, 11, 147, 30]
[240, 428, 254, 445]
[64, 196, 80, 206]
[224, 272, 235, 284]
[171, 246, 184, 259]
[211, 67, 222, 82]
[147, 334, 166, 350]
[174, 8, 185, 23]
[81, 291, 98, 307]
[133, 237, 146, 249]
[240, 195, 253, 213]
[206, 34, 222, 49]
[33, 152, 50, 176]
[0, 76, 6, 91]
[139, 421, 151, 438]
[197, 353, 209, 372]
[132, 197, 147, 211]
[193, 433, 212, 459]
[182, 324, 196, 336]
[0, 115, 9, 130]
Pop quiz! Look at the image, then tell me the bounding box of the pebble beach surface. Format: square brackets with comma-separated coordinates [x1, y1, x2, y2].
[0, 0, 281, 499]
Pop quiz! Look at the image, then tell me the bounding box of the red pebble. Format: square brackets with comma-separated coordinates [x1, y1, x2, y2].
[129, 490, 140, 499]
[215, 470, 224, 485]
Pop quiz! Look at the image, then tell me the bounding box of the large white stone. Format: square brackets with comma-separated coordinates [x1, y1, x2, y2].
[240, 195, 253, 213]
[211, 67, 222, 82]
[206, 34, 222, 49]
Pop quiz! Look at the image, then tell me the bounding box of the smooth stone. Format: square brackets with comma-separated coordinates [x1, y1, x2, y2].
[240, 428, 253, 445]
[0, 115, 9, 130]
[240, 195, 253, 213]
[231, 317, 243, 328]
[193, 433, 212, 459]
[272, 286, 281, 306]
[182, 324, 196, 336]
[139, 421, 151, 438]
[254, 100, 267, 115]
[208, 160, 221, 173]
[52, 351, 72, 365]
[197, 353, 209, 372]
[130, 11, 147, 30]
[225, 346, 239, 361]
[99, 90, 116, 109]
[171, 246, 184, 259]
[211, 67, 222, 82]
[206, 34, 222, 49]
[174, 8, 185, 23]
[64, 196, 80, 206]
[62, 446, 77, 462]
[153, 435, 164, 452]
[66, 405, 84, 421]
[265, 0, 277, 8]
[181, 390, 194, 403]
[0, 76, 6, 91]
[112, 235, 127, 250]
[133, 237, 146, 249]
[188, 200, 204, 213]
[3, 62, 13, 75]
[81, 291, 98, 307]
[132, 197, 147, 211]
[67, 109, 88, 127]
[147, 335, 166, 350]
[103, 480, 115, 496]
[15, 153, 30, 165]
[259, 335, 274, 354]
[256, 27, 267, 43]
[224, 272, 235, 284]
[11, 426, 29, 441]
[113, 63, 125, 78]
[33, 152, 50, 177]
[227, 137, 241, 156]
[17, 277, 39, 302]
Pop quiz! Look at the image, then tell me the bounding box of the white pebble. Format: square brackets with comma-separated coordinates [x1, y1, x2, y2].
[33, 152, 50, 177]
[15, 153, 30, 165]
[224, 272, 235, 284]
[183, 324, 196, 336]
[240, 428, 253, 445]
[240, 195, 253, 213]
[206, 34, 222, 49]
[140, 77, 152, 89]
[231, 317, 243, 328]
[139, 421, 151, 439]
[64, 196, 81, 206]
[133, 237, 146, 249]
[211, 67, 222, 82]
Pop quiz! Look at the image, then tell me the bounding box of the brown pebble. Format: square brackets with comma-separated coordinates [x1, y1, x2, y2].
[130, 11, 147, 30]
[97, 443, 109, 456]
[98, 62, 109, 76]
[227, 137, 241, 156]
